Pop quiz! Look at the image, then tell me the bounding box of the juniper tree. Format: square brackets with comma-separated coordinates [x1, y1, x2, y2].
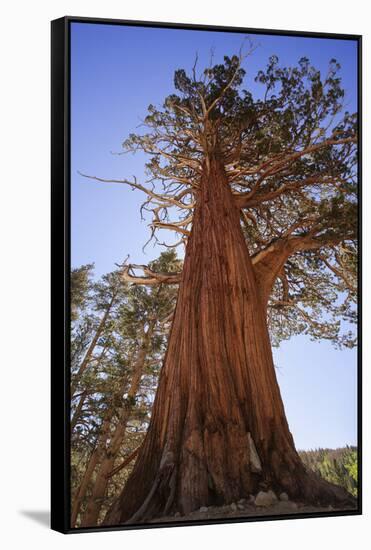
[83, 50, 357, 524]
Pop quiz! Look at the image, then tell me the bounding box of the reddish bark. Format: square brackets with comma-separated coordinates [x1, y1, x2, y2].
[104, 155, 354, 525]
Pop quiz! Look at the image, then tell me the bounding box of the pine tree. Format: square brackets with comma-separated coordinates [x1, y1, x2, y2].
[71, 251, 180, 526]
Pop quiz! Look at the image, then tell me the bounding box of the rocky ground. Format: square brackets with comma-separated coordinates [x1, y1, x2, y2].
[150, 490, 357, 524]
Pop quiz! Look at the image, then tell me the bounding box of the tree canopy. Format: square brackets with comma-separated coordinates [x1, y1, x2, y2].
[82, 49, 357, 348]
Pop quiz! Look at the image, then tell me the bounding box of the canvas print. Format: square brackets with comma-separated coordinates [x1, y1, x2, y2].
[67, 20, 360, 530]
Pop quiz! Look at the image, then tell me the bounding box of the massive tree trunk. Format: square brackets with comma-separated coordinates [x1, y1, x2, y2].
[105, 154, 354, 525]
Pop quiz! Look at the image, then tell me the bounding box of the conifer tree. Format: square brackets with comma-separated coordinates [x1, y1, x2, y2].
[71, 251, 180, 526]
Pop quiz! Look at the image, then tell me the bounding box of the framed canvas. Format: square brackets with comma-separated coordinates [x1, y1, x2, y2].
[51, 16, 362, 534]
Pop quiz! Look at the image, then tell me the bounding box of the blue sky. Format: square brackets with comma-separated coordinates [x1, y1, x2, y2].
[71, 21, 358, 450]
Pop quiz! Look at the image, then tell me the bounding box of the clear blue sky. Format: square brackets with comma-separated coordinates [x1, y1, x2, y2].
[70, 21, 358, 450]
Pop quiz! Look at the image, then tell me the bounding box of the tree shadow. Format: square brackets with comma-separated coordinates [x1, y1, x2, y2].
[19, 510, 50, 528]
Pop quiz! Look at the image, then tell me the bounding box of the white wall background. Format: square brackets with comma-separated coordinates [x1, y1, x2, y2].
[1, 0, 369, 547]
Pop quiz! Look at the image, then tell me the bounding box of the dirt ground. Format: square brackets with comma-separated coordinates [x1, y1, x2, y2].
[149, 498, 358, 524]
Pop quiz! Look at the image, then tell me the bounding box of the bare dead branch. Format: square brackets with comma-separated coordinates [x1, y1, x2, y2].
[122, 264, 182, 286]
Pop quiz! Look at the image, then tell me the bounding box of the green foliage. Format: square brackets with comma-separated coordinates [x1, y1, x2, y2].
[267, 241, 357, 349]
[344, 448, 358, 484]
[71, 264, 94, 322]
[299, 447, 358, 497]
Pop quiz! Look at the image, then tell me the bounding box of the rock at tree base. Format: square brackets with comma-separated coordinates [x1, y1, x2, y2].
[255, 490, 278, 507]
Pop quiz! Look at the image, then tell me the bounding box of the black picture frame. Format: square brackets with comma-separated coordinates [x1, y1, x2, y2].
[51, 16, 362, 534]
